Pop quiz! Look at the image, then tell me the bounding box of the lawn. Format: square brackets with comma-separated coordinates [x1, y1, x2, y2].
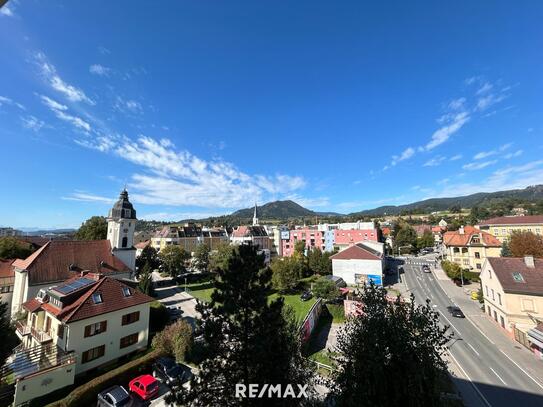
[183, 279, 317, 322]
[325, 303, 345, 323]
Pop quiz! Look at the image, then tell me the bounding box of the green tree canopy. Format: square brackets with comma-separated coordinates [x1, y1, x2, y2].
[159, 245, 190, 277]
[271, 257, 300, 292]
[75, 216, 107, 240]
[312, 276, 340, 300]
[395, 225, 417, 253]
[193, 243, 211, 272]
[152, 319, 193, 363]
[501, 241, 512, 257]
[138, 262, 154, 297]
[136, 245, 160, 272]
[0, 301, 19, 363]
[0, 237, 33, 259]
[209, 241, 235, 272]
[167, 245, 314, 406]
[328, 284, 451, 406]
[416, 230, 434, 250]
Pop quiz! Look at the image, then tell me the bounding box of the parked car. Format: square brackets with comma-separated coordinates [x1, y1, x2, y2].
[447, 306, 465, 318]
[97, 385, 134, 407]
[129, 374, 159, 400]
[324, 275, 347, 288]
[300, 291, 313, 301]
[153, 357, 192, 388]
[422, 265, 431, 273]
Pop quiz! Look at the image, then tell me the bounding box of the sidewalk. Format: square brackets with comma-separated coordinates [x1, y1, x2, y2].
[432, 266, 543, 386]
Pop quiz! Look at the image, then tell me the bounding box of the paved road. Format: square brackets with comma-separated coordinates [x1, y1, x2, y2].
[401, 258, 543, 407]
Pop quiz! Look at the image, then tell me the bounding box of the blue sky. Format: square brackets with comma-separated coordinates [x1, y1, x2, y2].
[1, 1, 542, 229]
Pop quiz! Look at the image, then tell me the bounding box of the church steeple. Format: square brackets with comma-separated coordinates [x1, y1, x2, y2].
[252, 202, 259, 226]
[107, 189, 137, 272]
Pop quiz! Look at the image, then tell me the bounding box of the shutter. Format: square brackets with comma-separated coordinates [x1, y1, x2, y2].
[84, 325, 91, 338]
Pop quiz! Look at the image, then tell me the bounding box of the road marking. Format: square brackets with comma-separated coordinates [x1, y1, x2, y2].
[489, 367, 507, 385]
[499, 349, 543, 391]
[447, 350, 492, 407]
[465, 316, 495, 345]
[438, 310, 460, 334]
[467, 343, 480, 357]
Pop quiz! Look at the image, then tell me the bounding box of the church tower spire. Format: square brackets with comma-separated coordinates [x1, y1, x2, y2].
[252, 202, 259, 226]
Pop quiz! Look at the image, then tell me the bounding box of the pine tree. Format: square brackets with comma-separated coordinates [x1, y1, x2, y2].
[138, 262, 154, 296]
[167, 244, 314, 406]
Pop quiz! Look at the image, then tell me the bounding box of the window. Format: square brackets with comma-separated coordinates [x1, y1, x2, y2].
[502, 229, 506, 235]
[475, 252, 480, 259]
[488, 270, 492, 279]
[497, 293, 502, 306]
[122, 287, 132, 297]
[82, 345, 105, 363]
[512, 272, 525, 283]
[494, 228, 499, 235]
[84, 321, 107, 337]
[122, 311, 140, 326]
[453, 248, 459, 253]
[92, 293, 103, 304]
[463, 259, 469, 266]
[476, 263, 481, 270]
[122, 236, 128, 248]
[120, 333, 139, 348]
[500, 316, 505, 328]
[491, 289, 495, 300]
[485, 286, 489, 296]
[57, 324, 64, 340]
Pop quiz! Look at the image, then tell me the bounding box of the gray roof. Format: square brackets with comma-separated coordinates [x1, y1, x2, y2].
[108, 189, 137, 220]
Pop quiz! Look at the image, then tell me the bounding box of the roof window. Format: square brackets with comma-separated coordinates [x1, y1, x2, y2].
[512, 272, 525, 283]
[92, 293, 103, 304]
[122, 287, 132, 297]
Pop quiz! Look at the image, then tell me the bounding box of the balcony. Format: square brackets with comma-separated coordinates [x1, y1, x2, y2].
[15, 321, 52, 344]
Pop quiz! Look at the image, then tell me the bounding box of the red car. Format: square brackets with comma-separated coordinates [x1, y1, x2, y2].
[129, 374, 159, 400]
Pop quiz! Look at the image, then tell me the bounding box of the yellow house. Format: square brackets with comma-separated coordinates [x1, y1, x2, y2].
[443, 225, 501, 271]
[477, 215, 543, 243]
[480, 256, 543, 357]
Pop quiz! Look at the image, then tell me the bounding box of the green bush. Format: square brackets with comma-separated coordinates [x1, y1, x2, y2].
[149, 300, 169, 333]
[46, 349, 162, 407]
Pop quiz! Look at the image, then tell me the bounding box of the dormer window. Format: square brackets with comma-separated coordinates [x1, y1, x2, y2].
[92, 293, 103, 304]
[512, 272, 524, 283]
[122, 287, 132, 297]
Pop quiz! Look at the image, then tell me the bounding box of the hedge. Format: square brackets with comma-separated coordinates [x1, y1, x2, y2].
[46, 349, 162, 407]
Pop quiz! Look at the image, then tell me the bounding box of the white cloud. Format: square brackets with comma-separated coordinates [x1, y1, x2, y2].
[21, 115, 46, 132]
[448, 97, 466, 110]
[499, 142, 513, 151]
[74, 135, 308, 208]
[40, 94, 91, 132]
[423, 156, 446, 167]
[425, 111, 469, 151]
[89, 64, 111, 76]
[114, 96, 143, 115]
[476, 82, 493, 95]
[390, 147, 415, 166]
[0, 95, 25, 110]
[139, 211, 226, 221]
[462, 160, 497, 171]
[476, 93, 507, 112]
[504, 149, 523, 159]
[62, 192, 115, 204]
[473, 150, 496, 160]
[34, 52, 95, 104]
[98, 46, 111, 55]
[450, 154, 462, 161]
[0, 1, 15, 17]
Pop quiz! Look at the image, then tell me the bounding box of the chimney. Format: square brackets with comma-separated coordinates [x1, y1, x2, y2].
[458, 226, 464, 235]
[524, 256, 535, 269]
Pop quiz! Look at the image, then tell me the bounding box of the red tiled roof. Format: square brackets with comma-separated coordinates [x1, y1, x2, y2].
[0, 259, 15, 278]
[58, 277, 152, 323]
[330, 243, 383, 261]
[12, 240, 131, 285]
[381, 227, 391, 236]
[22, 298, 43, 313]
[443, 226, 501, 247]
[488, 257, 543, 296]
[432, 226, 445, 233]
[413, 225, 432, 236]
[478, 215, 543, 226]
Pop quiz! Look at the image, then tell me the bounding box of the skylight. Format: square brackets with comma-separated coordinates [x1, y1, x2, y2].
[92, 293, 103, 304]
[122, 287, 132, 297]
[512, 272, 525, 283]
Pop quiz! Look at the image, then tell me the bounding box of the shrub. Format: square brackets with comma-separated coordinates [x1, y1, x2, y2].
[312, 276, 340, 300]
[46, 349, 161, 407]
[151, 319, 193, 363]
[149, 301, 169, 333]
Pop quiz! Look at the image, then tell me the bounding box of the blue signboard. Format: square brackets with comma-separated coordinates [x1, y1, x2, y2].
[367, 274, 383, 286]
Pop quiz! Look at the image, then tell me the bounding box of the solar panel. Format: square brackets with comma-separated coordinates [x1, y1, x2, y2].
[54, 277, 96, 295]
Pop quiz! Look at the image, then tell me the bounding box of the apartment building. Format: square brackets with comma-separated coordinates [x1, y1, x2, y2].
[477, 215, 543, 242]
[281, 227, 327, 257]
[151, 224, 204, 253]
[443, 225, 501, 271]
[333, 228, 379, 250]
[230, 225, 271, 250]
[480, 256, 543, 357]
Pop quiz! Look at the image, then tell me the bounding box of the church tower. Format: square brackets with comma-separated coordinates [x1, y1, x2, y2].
[107, 189, 137, 272]
[252, 202, 259, 226]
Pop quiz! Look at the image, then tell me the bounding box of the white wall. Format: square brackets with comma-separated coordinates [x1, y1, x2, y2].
[65, 303, 150, 375]
[332, 258, 384, 285]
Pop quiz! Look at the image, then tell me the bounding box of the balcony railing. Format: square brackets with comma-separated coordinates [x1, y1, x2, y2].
[15, 321, 52, 343]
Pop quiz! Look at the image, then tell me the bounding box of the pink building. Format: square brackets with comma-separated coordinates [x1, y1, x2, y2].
[334, 228, 378, 248]
[281, 228, 326, 257]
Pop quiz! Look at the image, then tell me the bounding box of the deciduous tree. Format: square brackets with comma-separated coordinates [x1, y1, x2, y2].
[0, 301, 19, 363]
[0, 237, 33, 259]
[138, 262, 154, 297]
[152, 319, 193, 363]
[193, 243, 211, 272]
[75, 216, 107, 240]
[209, 241, 234, 272]
[312, 276, 340, 300]
[328, 284, 451, 406]
[271, 258, 299, 292]
[509, 231, 543, 258]
[159, 245, 190, 277]
[136, 245, 160, 272]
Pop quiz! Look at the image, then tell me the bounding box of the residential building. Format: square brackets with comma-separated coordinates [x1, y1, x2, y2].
[281, 227, 326, 257]
[432, 225, 446, 244]
[438, 219, 448, 228]
[413, 224, 432, 237]
[230, 225, 270, 250]
[202, 227, 229, 251]
[333, 228, 379, 250]
[0, 227, 22, 237]
[265, 225, 288, 257]
[151, 224, 204, 253]
[0, 259, 15, 311]
[135, 240, 151, 258]
[480, 256, 543, 357]
[7, 273, 152, 404]
[10, 190, 137, 317]
[443, 225, 501, 271]
[477, 215, 543, 243]
[134, 230, 154, 244]
[331, 242, 385, 286]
